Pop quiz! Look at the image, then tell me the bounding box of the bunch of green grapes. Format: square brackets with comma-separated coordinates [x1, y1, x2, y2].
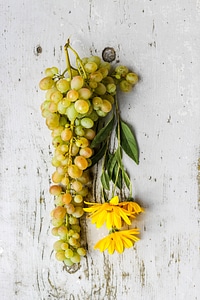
[39, 42, 138, 267]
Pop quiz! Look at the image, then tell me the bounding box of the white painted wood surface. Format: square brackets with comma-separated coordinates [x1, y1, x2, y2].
[1, 0, 200, 299]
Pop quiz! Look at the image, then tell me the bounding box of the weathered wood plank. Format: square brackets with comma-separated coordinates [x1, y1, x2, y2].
[0, 0, 200, 299]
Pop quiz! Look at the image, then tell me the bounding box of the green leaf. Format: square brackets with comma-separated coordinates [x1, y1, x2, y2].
[90, 142, 107, 167]
[122, 169, 131, 189]
[112, 162, 122, 189]
[90, 115, 115, 148]
[107, 152, 117, 179]
[119, 120, 139, 164]
[101, 171, 110, 190]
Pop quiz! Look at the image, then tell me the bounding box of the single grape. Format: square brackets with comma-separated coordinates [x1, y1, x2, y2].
[51, 227, 59, 236]
[51, 218, 64, 227]
[65, 249, 74, 258]
[119, 80, 132, 92]
[39, 77, 54, 90]
[126, 72, 138, 85]
[56, 78, 70, 93]
[72, 207, 84, 218]
[77, 247, 87, 256]
[70, 76, 84, 90]
[57, 101, 67, 114]
[74, 194, 83, 204]
[71, 143, 80, 156]
[80, 117, 94, 129]
[68, 164, 83, 179]
[84, 128, 96, 140]
[64, 258, 74, 266]
[88, 55, 101, 66]
[84, 61, 98, 73]
[78, 88, 92, 100]
[66, 203, 76, 214]
[66, 89, 79, 102]
[49, 185, 62, 196]
[71, 180, 83, 192]
[75, 137, 89, 148]
[61, 128, 72, 142]
[70, 253, 81, 263]
[62, 193, 72, 205]
[79, 147, 93, 158]
[53, 240, 65, 251]
[75, 125, 85, 137]
[51, 206, 67, 220]
[66, 104, 79, 121]
[55, 250, 66, 261]
[61, 242, 69, 250]
[74, 99, 89, 114]
[94, 83, 107, 95]
[115, 65, 129, 77]
[50, 90, 63, 103]
[52, 171, 64, 183]
[46, 113, 60, 130]
[101, 100, 112, 113]
[74, 156, 88, 170]
[90, 71, 103, 82]
[106, 83, 116, 94]
[78, 186, 89, 197]
[58, 225, 68, 239]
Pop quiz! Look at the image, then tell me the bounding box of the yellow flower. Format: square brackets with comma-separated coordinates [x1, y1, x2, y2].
[119, 201, 144, 216]
[83, 196, 132, 229]
[94, 229, 140, 254]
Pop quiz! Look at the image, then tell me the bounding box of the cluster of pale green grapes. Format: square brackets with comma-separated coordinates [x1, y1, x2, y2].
[39, 54, 138, 267]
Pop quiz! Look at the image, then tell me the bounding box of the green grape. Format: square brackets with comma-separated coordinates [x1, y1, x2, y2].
[62, 193, 72, 205]
[90, 71, 103, 82]
[51, 156, 61, 167]
[49, 101, 58, 113]
[126, 72, 138, 85]
[74, 194, 83, 204]
[99, 61, 111, 70]
[92, 96, 103, 109]
[51, 218, 64, 227]
[46, 113, 60, 130]
[61, 242, 69, 250]
[72, 207, 84, 218]
[66, 103, 79, 121]
[75, 125, 85, 137]
[62, 97, 71, 108]
[69, 215, 79, 225]
[70, 76, 84, 90]
[51, 227, 59, 236]
[75, 137, 89, 148]
[51, 206, 67, 220]
[64, 258, 74, 266]
[71, 180, 83, 192]
[52, 136, 63, 148]
[45, 87, 58, 100]
[61, 128, 72, 142]
[70, 253, 81, 263]
[66, 89, 79, 102]
[53, 240, 65, 251]
[44, 66, 59, 77]
[77, 247, 87, 256]
[49, 185, 62, 196]
[88, 110, 98, 122]
[78, 186, 89, 197]
[58, 225, 68, 239]
[61, 176, 70, 186]
[89, 81, 98, 89]
[115, 65, 129, 77]
[68, 164, 83, 179]
[55, 251, 66, 261]
[102, 76, 115, 85]
[51, 126, 64, 138]
[80, 117, 94, 129]
[65, 249, 74, 258]
[52, 170, 64, 183]
[84, 128, 96, 140]
[78, 88, 92, 100]
[59, 144, 69, 153]
[71, 224, 81, 233]
[57, 101, 67, 114]
[103, 94, 115, 104]
[119, 80, 132, 92]
[59, 116, 68, 126]
[39, 77, 54, 90]
[74, 155, 88, 170]
[50, 90, 63, 103]
[56, 78, 70, 93]
[84, 61, 98, 73]
[77, 170, 90, 184]
[101, 100, 112, 113]
[98, 67, 109, 78]
[56, 166, 66, 175]
[41, 108, 51, 118]
[74, 99, 89, 114]
[66, 204, 75, 215]
[96, 110, 107, 117]
[54, 194, 64, 206]
[68, 237, 78, 247]
[79, 147, 93, 158]
[106, 83, 116, 94]
[94, 83, 107, 95]
[88, 55, 101, 66]
[71, 143, 80, 156]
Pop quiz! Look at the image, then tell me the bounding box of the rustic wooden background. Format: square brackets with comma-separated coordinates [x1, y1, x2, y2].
[1, 0, 200, 299]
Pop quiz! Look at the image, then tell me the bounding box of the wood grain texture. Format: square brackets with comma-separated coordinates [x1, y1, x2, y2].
[0, 0, 200, 299]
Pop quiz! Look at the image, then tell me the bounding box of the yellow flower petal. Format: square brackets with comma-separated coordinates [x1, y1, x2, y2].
[108, 236, 115, 254]
[109, 196, 119, 205]
[106, 212, 113, 229]
[113, 232, 124, 253]
[94, 235, 111, 252]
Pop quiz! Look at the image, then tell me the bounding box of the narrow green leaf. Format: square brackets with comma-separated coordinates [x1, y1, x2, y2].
[90, 142, 107, 167]
[122, 169, 131, 189]
[112, 162, 122, 189]
[119, 120, 139, 164]
[107, 152, 117, 179]
[90, 115, 115, 148]
[101, 171, 110, 190]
